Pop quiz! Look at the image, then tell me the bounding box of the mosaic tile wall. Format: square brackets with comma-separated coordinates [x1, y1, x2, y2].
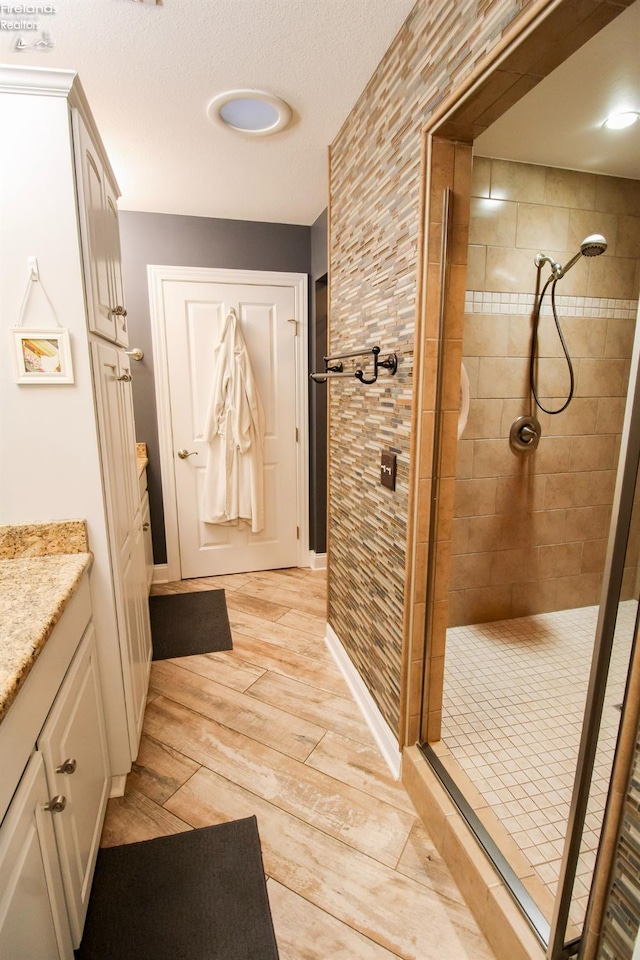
[327, 0, 540, 735]
[599, 737, 640, 960]
[451, 157, 640, 626]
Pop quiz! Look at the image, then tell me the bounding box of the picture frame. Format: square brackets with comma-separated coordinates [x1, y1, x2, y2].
[10, 328, 74, 384]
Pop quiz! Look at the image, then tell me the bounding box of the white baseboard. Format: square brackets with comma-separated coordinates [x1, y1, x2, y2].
[109, 773, 127, 798]
[152, 563, 169, 584]
[325, 624, 402, 780]
[308, 551, 327, 571]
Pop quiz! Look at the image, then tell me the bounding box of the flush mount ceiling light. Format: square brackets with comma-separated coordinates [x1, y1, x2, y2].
[603, 110, 639, 130]
[207, 89, 292, 137]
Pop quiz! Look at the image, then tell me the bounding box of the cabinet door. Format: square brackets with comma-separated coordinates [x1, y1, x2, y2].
[105, 181, 129, 348]
[38, 625, 110, 947]
[0, 752, 74, 960]
[73, 113, 116, 342]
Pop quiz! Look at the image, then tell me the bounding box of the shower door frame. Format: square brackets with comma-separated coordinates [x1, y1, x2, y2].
[401, 0, 639, 957]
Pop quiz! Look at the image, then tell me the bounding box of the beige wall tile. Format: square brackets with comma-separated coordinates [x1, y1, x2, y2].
[537, 541, 583, 577]
[587, 256, 638, 300]
[466, 245, 487, 289]
[463, 313, 510, 356]
[473, 439, 523, 478]
[564, 505, 611, 543]
[516, 202, 570, 252]
[605, 319, 636, 360]
[449, 553, 494, 591]
[507, 315, 532, 358]
[530, 509, 566, 546]
[462, 398, 503, 440]
[495, 475, 546, 514]
[467, 513, 525, 553]
[454, 478, 498, 517]
[511, 578, 558, 615]
[567, 209, 619, 258]
[455, 439, 474, 480]
[490, 547, 539, 585]
[589, 470, 617, 505]
[554, 573, 601, 609]
[477, 356, 528, 398]
[471, 155, 491, 199]
[570, 435, 617, 472]
[469, 197, 517, 247]
[458, 585, 512, 624]
[616, 216, 640, 259]
[595, 397, 626, 435]
[544, 398, 599, 437]
[530, 357, 575, 401]
[490, 159, 546, 204]
[544, 168, 596, 210]
[556, 316, 608, 359]
[485, 246, 539, 293]
[532, 436, 572, 474]
[595, 175, 640, 218]
[581, 539, 608, 574]
[544, 472, 592, 509]
[452, 518, 469, 556]
[576, 359, 629, 397]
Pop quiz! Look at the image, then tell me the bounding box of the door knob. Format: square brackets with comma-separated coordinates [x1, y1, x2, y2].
[117, 373, 132, 382]
[125, 348, 144, 361]
[177, 449, 198, 459]
[56, 758, 77, 775]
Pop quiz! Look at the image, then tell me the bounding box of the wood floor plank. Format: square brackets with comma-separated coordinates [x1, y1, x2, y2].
[229, 632, 349, 698]
[142, 697, 414, 868]
[305, 730, 416, 814]
[126, 733, 200, 805]
[277, 609, 327, 638]
[100, 788, 192, 847]
[267, 879, 401, 959]
[165, 765, 494, 960]
[166, 651, 266, 692]
[236, 580, 326, 617]
[225, 590, 291, 622]
[252, 569, 328, 599]
[149, 660, 325, 761]
[227, 607, 323, 656]
[246, 670, 375, 746]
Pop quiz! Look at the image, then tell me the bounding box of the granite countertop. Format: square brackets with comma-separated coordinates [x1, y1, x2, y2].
[0, 521, 92, 724]
[136, 441, 149, 477]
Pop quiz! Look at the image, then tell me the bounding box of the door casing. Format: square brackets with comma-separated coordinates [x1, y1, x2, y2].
[148, 265, 309, 582]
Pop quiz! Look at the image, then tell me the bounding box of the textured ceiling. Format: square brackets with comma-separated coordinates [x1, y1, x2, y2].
[475, 0, 640, 180]
[1, 0, 416, 224]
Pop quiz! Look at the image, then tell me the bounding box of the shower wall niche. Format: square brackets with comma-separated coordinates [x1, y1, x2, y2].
[451, 157, 640, 628]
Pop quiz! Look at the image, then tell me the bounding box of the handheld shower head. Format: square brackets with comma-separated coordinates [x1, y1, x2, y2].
[555, 234, 608, 278]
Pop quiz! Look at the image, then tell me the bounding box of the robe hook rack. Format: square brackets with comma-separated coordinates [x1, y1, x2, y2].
[310, 345, 398, 385]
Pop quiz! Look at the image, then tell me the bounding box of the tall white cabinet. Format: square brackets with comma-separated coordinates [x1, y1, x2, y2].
[0, 66, 152, 775]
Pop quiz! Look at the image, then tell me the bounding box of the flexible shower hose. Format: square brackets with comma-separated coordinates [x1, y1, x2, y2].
[529, 274, 575, 415]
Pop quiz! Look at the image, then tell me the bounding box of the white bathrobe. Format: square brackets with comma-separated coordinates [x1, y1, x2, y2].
[201, 309, 265, 533]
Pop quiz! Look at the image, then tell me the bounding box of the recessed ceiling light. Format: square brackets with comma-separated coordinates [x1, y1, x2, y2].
[207, 90, 292, 137]
[603, 111, 639, 130]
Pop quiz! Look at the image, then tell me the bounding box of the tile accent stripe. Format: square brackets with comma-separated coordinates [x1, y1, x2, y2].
[465, 291, 639, 320]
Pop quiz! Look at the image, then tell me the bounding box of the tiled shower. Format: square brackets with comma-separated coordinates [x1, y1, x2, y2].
[437, 156, 640, 929]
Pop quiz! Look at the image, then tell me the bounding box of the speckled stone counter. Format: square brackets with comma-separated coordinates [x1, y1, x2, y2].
[0, 521, 92, 724]
[136, 441, 149, 477]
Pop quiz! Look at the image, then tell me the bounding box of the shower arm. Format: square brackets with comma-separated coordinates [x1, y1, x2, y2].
[534, 252, 562, 279]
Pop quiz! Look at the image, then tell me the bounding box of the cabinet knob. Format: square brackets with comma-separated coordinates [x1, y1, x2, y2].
[56, 758, 77, 775]
[45, 795, 67, 814]
[117, 373, 132, 382]
[142, 522, 150, 531]
[111, 305, 128, 317]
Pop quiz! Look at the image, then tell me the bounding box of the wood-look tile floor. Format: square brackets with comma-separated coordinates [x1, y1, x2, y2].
[101, 568, 495, 960]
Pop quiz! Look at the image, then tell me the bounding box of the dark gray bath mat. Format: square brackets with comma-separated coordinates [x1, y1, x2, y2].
[75, 817, 279, 960]
[150, 589, 233, 660]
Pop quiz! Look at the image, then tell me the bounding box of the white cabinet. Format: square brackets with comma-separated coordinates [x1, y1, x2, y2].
[0, 580, 110, 958]
[1, 65, 151, 779]
[74, 111, 129, 347]
[38, 626, 110, 946]
[0, 753, 74, 960]
[93, 341, 152, 756]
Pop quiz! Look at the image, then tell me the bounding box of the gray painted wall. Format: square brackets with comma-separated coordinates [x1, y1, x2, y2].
[310, 209, 328, 554]
[119, 211, 311, 565]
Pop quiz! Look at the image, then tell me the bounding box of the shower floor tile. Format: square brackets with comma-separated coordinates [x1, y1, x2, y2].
[439, 600, 636, 930]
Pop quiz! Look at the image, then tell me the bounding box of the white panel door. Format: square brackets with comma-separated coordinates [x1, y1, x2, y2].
[163, 279, 299, 578]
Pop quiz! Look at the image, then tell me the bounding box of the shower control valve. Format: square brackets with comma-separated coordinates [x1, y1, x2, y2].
[509, 416, 541, 455]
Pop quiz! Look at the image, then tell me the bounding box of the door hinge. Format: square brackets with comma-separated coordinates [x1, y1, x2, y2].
[295, 427, 299, 442]
[288, 318, 298, 336]
[296, 526, 300, 539]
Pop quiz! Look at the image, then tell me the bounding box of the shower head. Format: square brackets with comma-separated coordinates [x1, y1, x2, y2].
[556, 234, 608, 278]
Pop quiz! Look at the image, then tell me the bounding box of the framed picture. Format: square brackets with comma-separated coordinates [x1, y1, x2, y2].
[11, 328, 74, 384]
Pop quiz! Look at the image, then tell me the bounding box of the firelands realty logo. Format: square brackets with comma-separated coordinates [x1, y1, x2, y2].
[1, 4, 57, 50]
